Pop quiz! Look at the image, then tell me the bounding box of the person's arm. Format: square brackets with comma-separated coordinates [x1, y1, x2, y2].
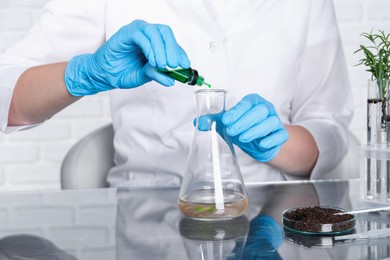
[0, 0, 106, 132]
[269, 125, 318, 177]
[8, 20, 191, 127]
[222, 0, 352, 179]
[8, 62, 80, 126]
[288, 0, 353, 179]
[221, 94, 317, 178]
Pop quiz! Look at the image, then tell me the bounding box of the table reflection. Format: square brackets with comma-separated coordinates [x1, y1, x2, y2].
[0, 180, 388, 259]
[241, 215, 283, 260]
[179, 216, 249, 259]
[115, 180, 357, 260]
[0, 234, 76, 260]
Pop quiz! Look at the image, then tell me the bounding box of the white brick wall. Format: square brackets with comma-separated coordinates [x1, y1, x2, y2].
[0, 0, 389, 191]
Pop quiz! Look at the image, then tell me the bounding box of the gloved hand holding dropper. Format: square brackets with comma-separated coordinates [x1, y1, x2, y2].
[65, 20, 191, 96]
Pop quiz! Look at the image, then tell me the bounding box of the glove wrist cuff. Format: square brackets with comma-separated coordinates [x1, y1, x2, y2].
[254, 146, 281, 162]
[65, 54, 99, 96]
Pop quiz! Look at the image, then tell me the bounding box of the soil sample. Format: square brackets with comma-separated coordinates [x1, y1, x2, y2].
[282, 206, 355, 234]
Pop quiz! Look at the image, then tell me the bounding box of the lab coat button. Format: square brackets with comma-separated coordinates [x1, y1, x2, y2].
[209, 41, 218, 52]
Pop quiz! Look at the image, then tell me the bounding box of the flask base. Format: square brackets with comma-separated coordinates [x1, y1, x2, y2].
[178, 195, 248, 221]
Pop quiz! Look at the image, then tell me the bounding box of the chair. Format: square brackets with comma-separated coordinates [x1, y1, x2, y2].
[60, 124, 360, 189]
[60, 124, 114, 189]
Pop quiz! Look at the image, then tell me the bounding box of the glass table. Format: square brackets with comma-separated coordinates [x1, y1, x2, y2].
[0, 179, 388, 260]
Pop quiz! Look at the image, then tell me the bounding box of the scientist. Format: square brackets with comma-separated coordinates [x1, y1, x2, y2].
[0, 0, 353, 187]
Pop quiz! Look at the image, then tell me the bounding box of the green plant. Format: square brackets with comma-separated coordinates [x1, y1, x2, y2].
[355, 30, 390, 99]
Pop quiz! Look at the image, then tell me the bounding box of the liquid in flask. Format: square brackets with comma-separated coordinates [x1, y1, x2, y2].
[178, 89, 249, 220]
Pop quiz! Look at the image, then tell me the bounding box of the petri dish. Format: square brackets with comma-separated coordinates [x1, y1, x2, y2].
[282, 206, 356, 235]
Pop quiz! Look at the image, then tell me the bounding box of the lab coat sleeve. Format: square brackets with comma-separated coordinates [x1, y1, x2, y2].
[0, 0, 106, 133]
[290, 0, 354, 179]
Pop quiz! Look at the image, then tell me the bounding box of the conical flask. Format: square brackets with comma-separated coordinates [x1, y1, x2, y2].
[178, 89, 249, 220]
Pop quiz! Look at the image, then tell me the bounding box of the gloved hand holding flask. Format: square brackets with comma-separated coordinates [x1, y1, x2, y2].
[64, 20, 190, 96]
[197, 93, 288, 162]
[222, 94, 288, 162]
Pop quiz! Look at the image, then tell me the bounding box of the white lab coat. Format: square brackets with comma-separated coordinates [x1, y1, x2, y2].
[0, 0, 353, 186]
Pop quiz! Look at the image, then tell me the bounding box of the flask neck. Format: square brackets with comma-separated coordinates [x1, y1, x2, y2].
[194, 89, 227, 132]
[196, 89, 227, 116]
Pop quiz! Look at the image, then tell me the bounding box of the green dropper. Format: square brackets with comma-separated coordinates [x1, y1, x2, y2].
[157, 67, 211, 88]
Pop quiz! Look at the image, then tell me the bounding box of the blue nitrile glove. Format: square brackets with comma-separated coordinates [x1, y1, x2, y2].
[65, 20, 190, 96]
[222, 94, 288, 162]
[195, 112, 223, 131]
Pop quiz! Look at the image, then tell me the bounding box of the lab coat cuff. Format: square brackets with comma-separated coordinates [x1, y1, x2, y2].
[0, 66, 31, 133]
[296, 121, 347, 180]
